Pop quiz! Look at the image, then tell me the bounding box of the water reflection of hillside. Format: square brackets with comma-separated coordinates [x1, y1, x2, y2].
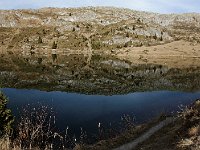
[0, 49, 200, 95]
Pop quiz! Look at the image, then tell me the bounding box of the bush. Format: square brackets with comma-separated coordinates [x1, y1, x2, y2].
[124, 41, 132, 47]
[132, 25, 136, 30]
[52, 54, 57, 62]
[38, 36, 43, 44]
[14, 105, 55, 149]
[126, 32, 130, 38]
[91, 41, 102, 50]
[153, 34, 157, 40]
[0, 92, 14, 136]
[52, 41, 57, 49]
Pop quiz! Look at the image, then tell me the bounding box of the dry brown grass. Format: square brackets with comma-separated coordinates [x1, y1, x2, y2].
[188, 125, 200, 137]
[0, 104, 77, 150]
[134, 100, 200, 150]
[116, 40, 200, 68]
[177, 100, 200, 150]
[0, 137, 10, 150]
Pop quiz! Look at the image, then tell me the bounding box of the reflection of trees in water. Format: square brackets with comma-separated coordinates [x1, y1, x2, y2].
[1, 49, 200, 94]
[86, 38, 92, 66]
[82, 33, 93, 68]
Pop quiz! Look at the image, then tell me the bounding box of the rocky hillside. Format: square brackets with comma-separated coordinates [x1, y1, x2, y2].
[1, 7, 200, 52]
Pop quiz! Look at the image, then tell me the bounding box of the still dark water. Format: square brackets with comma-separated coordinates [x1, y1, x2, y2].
[1, 88, 200, 137]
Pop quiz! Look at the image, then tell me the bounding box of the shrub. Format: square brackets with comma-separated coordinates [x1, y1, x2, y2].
[91, 41, 102, 50]
[37, 58, 43, 64]
[52, 54, 57, 62]
[153, 34, 157, 40]
[132, 25, 136, 30]
[126, 32, 130, 38]
[38, 36, 43, 44]
[124, 41, 132, 47]
[0, 92, 14, 136]
[14, 105, 58, 149]
[52, 41, 57, 49]
[160, 36, 163, 41]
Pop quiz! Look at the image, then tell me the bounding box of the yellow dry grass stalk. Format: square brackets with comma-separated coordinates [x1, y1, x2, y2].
[0, 137, 10, 150]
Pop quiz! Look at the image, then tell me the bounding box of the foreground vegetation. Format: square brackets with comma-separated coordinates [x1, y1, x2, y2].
[0, 92, 166, 150]
[135, 99, 200, 150]
[0, 92, 14, 136]
[177, 100, 200, 149]
[0, 92, 14, 149]
[0, 92, 200, 150]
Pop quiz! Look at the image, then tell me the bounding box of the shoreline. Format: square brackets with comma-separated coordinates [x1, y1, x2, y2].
[82, 99, 200, 150]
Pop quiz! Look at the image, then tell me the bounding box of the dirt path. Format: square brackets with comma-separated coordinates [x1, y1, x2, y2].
[113, 117, 174, 150]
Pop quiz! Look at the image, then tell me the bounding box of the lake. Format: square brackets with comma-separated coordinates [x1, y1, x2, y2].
[2, 88, 200, 138]
[1, 52, 200, 138]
